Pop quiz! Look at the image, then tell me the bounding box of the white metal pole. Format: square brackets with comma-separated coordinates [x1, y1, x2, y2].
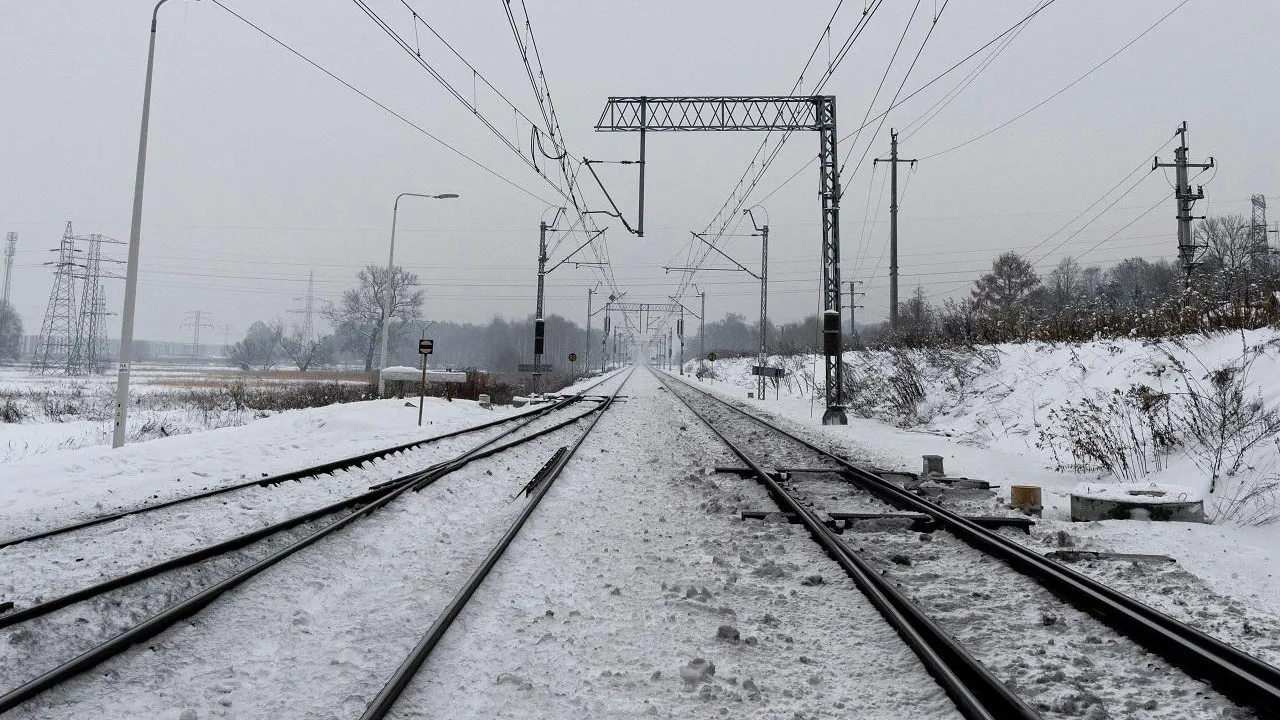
[378, 192, 457, 396]
[113, 0, 171, 449]
[378, 196, 403, 397]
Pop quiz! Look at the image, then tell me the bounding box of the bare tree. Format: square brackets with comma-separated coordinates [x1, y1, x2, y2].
[0, 301, 22, 362]
[325, 265, 424, 371]
[281, 330, 333, 372]
[1194, 214, 1274, 326]
[895, 286, 935, 346]
[227, 320, 284, 371]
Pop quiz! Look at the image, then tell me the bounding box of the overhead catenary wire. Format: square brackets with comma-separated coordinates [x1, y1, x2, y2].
[349, 0, 574, 203]
[497, 0, 619, 294]
[662, 0, 889, 312]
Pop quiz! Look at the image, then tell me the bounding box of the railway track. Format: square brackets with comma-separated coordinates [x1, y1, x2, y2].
[654, 368, 1280, 720]
[358, 367, 634, 719]
[0, 370, 632, 715]
[0, 373, 625, 610]
[0, 373, 624, 554]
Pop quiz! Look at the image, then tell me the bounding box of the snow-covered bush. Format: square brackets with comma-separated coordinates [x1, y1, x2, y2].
[1035, 385, 1177, 481]
[1036, 341, 1280, 525]
[1167, 350, 1280, 493]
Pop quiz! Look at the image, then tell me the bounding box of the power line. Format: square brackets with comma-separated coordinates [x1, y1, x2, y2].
[1025, 136, 1176, 263]
[754, 0, 1066, 206]
[207, 0, 555, 206]
[900, 0, 1051, 140]
[919, 0, 1196, 160]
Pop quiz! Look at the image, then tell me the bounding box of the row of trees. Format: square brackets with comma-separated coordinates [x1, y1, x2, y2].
[889, 214, 1278, 346]
[692, 214, 1279, 355]
[226, 211, 1280, 371]
[227, 264, 593, 375]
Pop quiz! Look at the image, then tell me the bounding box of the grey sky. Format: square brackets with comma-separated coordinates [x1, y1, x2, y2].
[2, 1, 1276, 343]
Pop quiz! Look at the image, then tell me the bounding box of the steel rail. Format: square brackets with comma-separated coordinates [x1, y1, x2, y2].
[653, 368, 1036, 720]
[0, 384, 601, 551]
[0, 381, 619, 631]
[360, 367, 636, 720]
[665, 371, 1280, 719]
[0, 397, 610, 631]
[0, 372, 631, 714]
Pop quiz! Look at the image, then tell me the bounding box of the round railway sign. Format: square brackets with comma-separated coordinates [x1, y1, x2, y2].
[707, 352, 717, 361]
[568, 353, 578, 362]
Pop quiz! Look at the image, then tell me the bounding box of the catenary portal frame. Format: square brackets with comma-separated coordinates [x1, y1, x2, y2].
[595, 96, 846, 424]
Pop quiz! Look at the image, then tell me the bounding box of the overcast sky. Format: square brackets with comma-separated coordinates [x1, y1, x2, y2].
[3, 0, 1277, 344]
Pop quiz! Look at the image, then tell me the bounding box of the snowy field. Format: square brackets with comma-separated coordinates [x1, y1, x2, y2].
[0, 364, 372, 461]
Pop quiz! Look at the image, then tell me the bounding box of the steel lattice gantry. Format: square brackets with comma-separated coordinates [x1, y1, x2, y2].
[595, 96, 846, 424]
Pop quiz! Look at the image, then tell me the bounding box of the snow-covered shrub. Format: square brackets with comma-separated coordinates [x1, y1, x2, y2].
[1209, 461, 1280, 526]
[1166, 350, 1280, 493]
[1, 395, 23, 422]
[694, 361, 718, 381]
[1036, 384, 1177, 481]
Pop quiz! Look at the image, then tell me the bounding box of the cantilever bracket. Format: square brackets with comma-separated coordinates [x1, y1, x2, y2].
[582, 158, 644, 237]
[547, 228, 607, 274]
[692, 231, 761, 280]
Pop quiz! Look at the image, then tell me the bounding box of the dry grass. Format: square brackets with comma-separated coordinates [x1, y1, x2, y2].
[150, 369, 372, 388]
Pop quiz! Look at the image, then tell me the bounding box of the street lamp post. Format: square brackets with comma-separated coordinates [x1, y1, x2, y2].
[112, 0, 174, 449]
[378, 192, 458, 397]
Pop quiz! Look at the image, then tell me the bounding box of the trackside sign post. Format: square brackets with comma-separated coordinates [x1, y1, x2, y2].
[418, 339, 434, 426]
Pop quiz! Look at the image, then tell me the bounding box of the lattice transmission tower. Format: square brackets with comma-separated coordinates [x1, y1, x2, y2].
[31, 223, 83, 374]
[181, 310, 213, 361]
[1251, 194, 1270, 262]
[290, 270, 316, 343]
[74, 234, 123, 374]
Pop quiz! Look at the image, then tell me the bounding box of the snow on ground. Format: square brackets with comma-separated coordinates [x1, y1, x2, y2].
[0, 364, 371, 461]
[379, 369, 960, 720]
[0, 393, 520, 539]
[3, 349, 1280, 717]
[5, 397, 614, 720]
[683, 329, 1280, 623]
